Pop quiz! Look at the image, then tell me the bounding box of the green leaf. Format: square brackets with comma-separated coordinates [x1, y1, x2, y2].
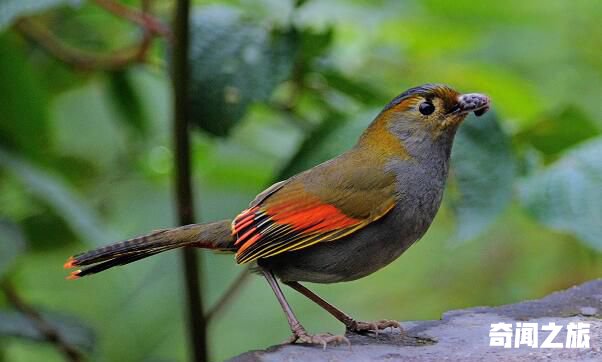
[278, 105, 378, 180]
[188, 6, 298, 136]
[0, 149, 115, 246]
[0, 220, 26, 277]
[320, 69, 388, 106]
[0, 34, 49, 161]
[0, 311, 94, 352]
[298, 27, 333, 63]
[105, 71, 147, 136]
[448, 111, 516, 242]
[277, 110, 352, 179]
[515, 106, 600, 157]
[21, 207, 78, 251]
[0, 0, 81, 30]
[519, 137, 602, 251]
[50, 80, 128, 170]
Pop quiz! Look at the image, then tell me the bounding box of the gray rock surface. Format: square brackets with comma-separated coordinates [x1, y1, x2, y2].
[229, 279, 602, 361]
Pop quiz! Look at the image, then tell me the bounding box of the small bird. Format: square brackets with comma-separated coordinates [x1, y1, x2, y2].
[64, 84, 490, 347]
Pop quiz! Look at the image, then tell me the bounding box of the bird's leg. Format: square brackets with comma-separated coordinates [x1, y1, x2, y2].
[260, 268, 349, 349]
[284, 281, 401, 335]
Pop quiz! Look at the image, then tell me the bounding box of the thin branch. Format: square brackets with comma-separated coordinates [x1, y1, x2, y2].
[15, 17, 153, 71]
[93, 0, 171, 38]
[171, 0, 208, 362]
[269, 101, 314, 132]
[13, 0, 169, 71]
[206, 266, 252, 322]
[0, 280, 84, 362]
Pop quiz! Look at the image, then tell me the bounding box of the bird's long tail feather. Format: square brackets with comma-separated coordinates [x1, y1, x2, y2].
[64, 220, 234, 279]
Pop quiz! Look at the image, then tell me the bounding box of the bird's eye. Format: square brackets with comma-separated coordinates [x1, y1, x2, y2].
[419, 102, 435, 115]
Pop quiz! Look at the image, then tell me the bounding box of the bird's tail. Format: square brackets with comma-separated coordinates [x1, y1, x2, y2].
[64, 220, 234, 279]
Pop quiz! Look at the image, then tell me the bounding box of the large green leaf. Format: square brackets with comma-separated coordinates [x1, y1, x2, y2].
[0, 0, 80, 30]
[0, 150, 114, 246]
[519, 137, 602, 250]
[188, 5, 297, 136]
[0, 220, 26, 277]
[448, 111, 516, 242]
[0, 311, 94, 352]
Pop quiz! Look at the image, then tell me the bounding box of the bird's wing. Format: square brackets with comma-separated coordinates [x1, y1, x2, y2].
[232, 154, 397, 264]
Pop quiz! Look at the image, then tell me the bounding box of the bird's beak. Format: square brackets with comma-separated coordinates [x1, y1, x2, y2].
[457, 93, 490, 117]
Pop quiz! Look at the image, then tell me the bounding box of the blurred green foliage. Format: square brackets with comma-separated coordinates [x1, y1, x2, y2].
[1, 0, 601, 361]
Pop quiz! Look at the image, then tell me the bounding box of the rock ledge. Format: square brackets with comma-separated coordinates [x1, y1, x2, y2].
[230, 279, 602, 361]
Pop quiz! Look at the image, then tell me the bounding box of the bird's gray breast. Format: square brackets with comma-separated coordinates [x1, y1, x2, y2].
[385, 127, 455, 237]
[385, 154, 449, 236]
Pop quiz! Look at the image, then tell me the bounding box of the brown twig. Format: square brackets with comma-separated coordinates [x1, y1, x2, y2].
[206, 266, 252, 322]
[93, 0, 171, 38]
[171, 0, 208, 361]
[15, 17, 153, 71]
[0, 280, 84, 362]
[13, 0, 170, 71]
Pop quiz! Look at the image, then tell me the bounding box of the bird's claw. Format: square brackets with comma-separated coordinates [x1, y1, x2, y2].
[288, 331, 350, 350]
[348, 319, 401, 335]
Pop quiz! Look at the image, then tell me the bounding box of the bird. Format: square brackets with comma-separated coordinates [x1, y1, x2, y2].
[64, 83, 490, 348]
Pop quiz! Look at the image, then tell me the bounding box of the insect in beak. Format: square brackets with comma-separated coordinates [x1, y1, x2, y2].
[457, 93, 490, 117]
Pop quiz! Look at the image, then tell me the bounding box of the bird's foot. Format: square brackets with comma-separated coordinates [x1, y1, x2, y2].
[347, 319, 401, 335]
[286, 330, 350, 350]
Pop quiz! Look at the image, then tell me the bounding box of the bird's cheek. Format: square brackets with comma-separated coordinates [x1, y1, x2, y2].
[437, 115, 465, 132]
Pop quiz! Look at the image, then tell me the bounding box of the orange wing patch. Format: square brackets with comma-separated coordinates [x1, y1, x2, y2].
[267, 199, 360, 233]
[232, 193, 393, 264]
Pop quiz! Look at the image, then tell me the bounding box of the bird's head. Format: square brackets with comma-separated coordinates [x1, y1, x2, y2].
[381, 83, 489, 134]
[359, 84, 490, 157]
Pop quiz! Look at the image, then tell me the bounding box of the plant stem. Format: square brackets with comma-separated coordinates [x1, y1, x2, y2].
[206, 266, 252, 322]
[171, 1, 208, 361]
[1, 280, 84, 362]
